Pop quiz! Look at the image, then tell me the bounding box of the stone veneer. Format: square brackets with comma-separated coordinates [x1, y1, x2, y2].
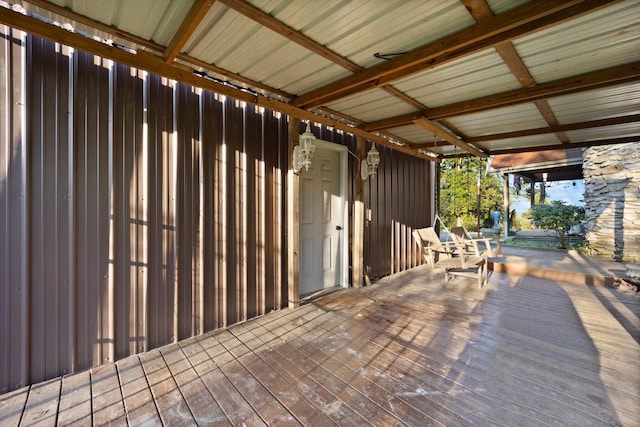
[583, 143, 640, 263]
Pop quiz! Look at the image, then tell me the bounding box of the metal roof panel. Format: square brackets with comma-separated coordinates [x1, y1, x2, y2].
[548, 82, 640, 124]
[513, 0, 640, 83]
[251, 0, 474, 68]
[566, 123, 640, 142]
[481, 134, 563, 152]
[446, 103, 549, 137]
[395, 49, 522, 108]
[386, 124, 439, 145]
[326, 88, 418, 123]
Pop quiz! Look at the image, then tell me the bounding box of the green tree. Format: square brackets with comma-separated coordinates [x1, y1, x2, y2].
[439, 158, 503, 232]
[531, 201, 585, 248]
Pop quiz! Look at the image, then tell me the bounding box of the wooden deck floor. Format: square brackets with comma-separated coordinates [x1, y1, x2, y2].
[1, 266, 639, 426]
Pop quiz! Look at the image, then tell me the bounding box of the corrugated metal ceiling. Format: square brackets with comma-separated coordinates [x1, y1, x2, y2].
[4, 0, 639, 160]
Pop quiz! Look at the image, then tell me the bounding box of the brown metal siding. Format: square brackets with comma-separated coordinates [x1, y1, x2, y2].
[146, 73, 177, 351]
[364, 145, 432, 279]
[0, 28, 433, 392]
[0, 25, 29, 392]
[72, 47, 112, 371]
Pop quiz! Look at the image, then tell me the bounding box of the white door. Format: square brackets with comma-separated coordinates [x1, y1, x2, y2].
[299, 145, 345, 295]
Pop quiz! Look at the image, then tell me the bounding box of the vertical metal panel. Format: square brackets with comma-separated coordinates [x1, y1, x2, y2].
[175, 82, 201, 340]
[146, 73, 176, 350]
[244, 105, 260, 320]
[270, 112, 287, 310]
[27, 34, 75, 383]
[112, 62, 146, 360]
[224, 98, 242, 324]
[72, 49, 112, 370]
[200, 89, 222, 332]
[0, 25, 29, 392]
[214, 94, 229, 328]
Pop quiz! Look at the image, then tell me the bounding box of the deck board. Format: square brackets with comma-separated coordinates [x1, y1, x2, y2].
[138, 349, 195, 425]
[116, 355, 161, 426]
[233, 322, 372, 426]
[91, 363, 127, 425]
[181, 338, 263, 426]
[212, 336, 300, 425]
[0, 383, 30, 426]
[159, 342, 229, 425]
[57, 371, 92, 426]
[1, 265, 638, 426]
[18, 378, 60, 426]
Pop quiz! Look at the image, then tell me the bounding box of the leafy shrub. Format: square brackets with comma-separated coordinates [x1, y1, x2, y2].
[531, 201, 585, 249]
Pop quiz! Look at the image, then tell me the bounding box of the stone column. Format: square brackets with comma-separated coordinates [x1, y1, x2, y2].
[583, 143, 639, 263]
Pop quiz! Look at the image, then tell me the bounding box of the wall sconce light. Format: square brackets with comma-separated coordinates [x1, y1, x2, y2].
[361, 144, 380, 180]
[293, 123, 316, 173]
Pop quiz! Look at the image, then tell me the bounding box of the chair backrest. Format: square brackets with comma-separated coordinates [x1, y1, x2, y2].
[413, 227, 443, 251]
[449, 226, 471, 242]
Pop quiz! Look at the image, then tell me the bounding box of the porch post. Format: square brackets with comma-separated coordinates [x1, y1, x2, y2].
[287, 118, 300, 308]
[352, 136, 366, 287]
[503, 173, 510, 237]
[530, 179, 535, 209]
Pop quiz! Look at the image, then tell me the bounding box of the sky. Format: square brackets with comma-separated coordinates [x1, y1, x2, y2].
[509, 179, 584, 216]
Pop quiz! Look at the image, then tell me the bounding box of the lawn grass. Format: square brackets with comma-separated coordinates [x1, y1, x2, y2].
[503, 238, 587, 252]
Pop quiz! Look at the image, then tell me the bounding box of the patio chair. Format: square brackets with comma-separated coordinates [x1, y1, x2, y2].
[413, 227, 489, 288]
[449, 226, 502, 257]
[412, 227, 456, 268]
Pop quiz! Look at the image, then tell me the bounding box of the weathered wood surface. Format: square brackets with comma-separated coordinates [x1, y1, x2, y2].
[1, 265, 638, 426]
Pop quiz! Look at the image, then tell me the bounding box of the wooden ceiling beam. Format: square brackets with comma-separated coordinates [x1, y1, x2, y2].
[219, 0, 362, 73]
[466, 114, 640, 143]
[180, 53, 293, 99]
[221, 0, 429, 113]
[22, 0, 163, 52]
[164, 0, 216, 64]
[23, 0, 292, 99]
[381, 86, 428, 111]
[533, 100, 570, 143]
[414, 118, 487, 158]
[362, 113, 424, 132]
[0, 6, 438, 162]
[290, 0, 620, 108]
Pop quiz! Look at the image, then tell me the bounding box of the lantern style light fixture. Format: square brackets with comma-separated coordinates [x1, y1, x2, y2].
[293, 123, 317, 173]
[361, 144, 380, 180]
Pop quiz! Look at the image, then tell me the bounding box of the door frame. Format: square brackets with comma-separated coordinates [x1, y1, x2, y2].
[300, 138, 349, 291]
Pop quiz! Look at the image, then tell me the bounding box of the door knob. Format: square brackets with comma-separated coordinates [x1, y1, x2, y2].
[336, 225, 342, 230]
